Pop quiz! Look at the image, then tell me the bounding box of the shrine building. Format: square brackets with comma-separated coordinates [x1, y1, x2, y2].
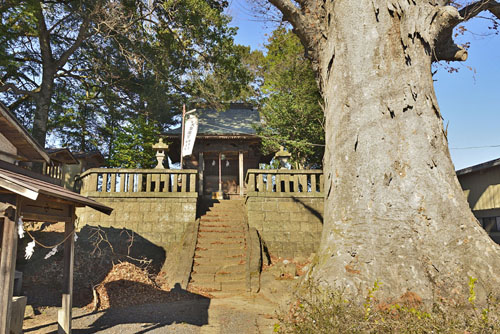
[166, 103, 270, 198]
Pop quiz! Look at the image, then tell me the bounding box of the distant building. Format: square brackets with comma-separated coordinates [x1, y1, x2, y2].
[166, 103, 271, 198]
[457, 158, 500, 243]
[63, 151, 106, 191]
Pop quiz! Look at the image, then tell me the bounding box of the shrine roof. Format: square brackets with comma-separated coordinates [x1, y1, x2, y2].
[0, 102, 50, 163]
[166, 105, 260, 136]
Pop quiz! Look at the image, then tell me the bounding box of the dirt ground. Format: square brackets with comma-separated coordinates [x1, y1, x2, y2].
[18, 223, 309, 333]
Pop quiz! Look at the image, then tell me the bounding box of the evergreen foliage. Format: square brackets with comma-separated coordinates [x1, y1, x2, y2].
[0, 0, 254, 167]
[256, 27, 324, 168]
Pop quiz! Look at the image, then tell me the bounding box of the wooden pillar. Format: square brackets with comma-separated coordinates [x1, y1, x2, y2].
[239, 151, 244, 197]
[218, 152, 222, 194]
[58, 207, 75, 334]
[0, 206, 17, 334]
[198, 152, 204, 195]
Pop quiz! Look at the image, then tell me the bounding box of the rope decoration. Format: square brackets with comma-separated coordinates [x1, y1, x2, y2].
[17, 217, 77, 260]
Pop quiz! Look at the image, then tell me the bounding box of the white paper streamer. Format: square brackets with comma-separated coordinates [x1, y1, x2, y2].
[74, 232, 78, 242]
[44, 246, 58, 260]
[17, 217, 24, 239]
[25, 240, 35, 260]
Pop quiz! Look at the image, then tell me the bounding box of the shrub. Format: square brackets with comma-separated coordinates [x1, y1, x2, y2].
[275, 279, 500, 333]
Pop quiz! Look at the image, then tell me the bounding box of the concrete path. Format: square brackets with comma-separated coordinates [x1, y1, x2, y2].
[23, 292, 283, 334]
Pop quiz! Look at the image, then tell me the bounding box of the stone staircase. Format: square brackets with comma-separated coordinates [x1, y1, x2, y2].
[188, 200, 248, 292]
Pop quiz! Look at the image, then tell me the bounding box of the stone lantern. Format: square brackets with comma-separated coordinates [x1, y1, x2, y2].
[274, 145, 291, 169]
[152, 138, 169, 169]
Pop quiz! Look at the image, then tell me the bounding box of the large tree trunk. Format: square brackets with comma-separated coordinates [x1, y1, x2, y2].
[32, 78, 53, 147]
[301, 1, 500, 303]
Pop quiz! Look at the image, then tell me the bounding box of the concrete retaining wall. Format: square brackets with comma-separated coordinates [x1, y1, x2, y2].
[246, 195, 323, 258]
[76, 196, 197, 251]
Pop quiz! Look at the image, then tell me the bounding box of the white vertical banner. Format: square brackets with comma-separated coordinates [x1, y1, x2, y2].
[182, 115, 198, 157]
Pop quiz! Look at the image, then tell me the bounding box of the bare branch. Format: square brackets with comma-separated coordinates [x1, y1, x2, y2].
[434, 40, 468, 61]
[268, 0, 324, 62]
[7, 93, 34, 111]
[433, 1, 500, 62]
[460, 0, 500, 20]
[268, 0, 303, 32]
[54, 15, 91, 69]
[0, 83, 36, 96]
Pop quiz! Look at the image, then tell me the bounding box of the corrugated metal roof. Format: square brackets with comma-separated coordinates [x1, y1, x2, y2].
[167, 105, 260, 136]
[0, 163, 112, 214]
[456, 157, 500, 176]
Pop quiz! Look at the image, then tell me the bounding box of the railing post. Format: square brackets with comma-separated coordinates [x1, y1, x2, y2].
[88, 173, 97, 193]
[257, 174, 264, 192]
[248, 172, 255, 192]
[102, 173, 108, 192]
[190, 173, 196, 192]
[181, 174, 187, 192]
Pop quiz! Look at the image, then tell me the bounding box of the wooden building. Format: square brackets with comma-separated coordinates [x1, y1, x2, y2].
[167, 104, 270, 198]
[0, 102, 112, 333]
[457, 158, 500, 244]
[59, 150, 105, 191]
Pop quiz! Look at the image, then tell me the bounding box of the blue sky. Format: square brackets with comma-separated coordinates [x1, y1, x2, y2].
[227, 1, 500, 170]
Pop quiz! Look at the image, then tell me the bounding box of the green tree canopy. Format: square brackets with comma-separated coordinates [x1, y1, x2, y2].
[1, 0, 255, 168]
[256, 27, 324, 168]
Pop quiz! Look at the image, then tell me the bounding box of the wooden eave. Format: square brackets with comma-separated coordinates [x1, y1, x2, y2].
[0, 163, 112, 215]
[166, 133, 260, 140]
[47, 148, 79, 164]
[0, 103, 50, 163]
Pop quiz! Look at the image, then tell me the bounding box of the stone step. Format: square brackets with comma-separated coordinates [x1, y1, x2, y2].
[204, 209, 245, 215]
[196, 248, 246, 258]
[198, 228, 246, 234]
[188, 280, 222, 291]
[189, 277, 246, 292]
[200, 217, 245, 223]
[196, 239, 245, 249]
[198, 230, 245, 240]
[195, 244, 245, 251]
[207, 206, 244, 212]
[214, 271, 246, 282]
[192, 264, 246, 274]
[220, 280, 247, 292]
[190, 273, 216, 283]
[198, 223, 243, 229]
[191, 270, 245, 283]
[193, 255, 245, 266]
[196, 239, 245, 247]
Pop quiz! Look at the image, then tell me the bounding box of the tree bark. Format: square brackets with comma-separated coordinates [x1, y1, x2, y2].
[272, 0, 500, 303]
[32, 74, 54, 147]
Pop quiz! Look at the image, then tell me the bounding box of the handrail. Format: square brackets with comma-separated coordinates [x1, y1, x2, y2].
[245, 169, 323, 194]
[79, 168, 198, 195]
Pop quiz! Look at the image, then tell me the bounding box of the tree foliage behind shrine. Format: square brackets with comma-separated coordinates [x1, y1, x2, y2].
[255, 28, 324, 168]
[0, 0, 254, 167]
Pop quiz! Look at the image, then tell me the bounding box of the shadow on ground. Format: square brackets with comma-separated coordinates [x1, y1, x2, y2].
[24, 284, 210, 334]
[18, 224, 166, 308]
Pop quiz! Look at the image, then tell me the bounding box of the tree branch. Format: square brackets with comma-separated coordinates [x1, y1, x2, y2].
[54, 14, 91, 69]
[432, 2, 500, 62]
[8, 94, 33, 111]
[459, 0, 500, 20]
[35, 1, 54, 64]
[0, 83, 36, 96]
[268, 0, 323, 62]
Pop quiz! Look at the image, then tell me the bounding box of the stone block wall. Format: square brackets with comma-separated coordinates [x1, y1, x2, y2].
[246, 195, 323, 258]
[76, 196, 197, 251]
